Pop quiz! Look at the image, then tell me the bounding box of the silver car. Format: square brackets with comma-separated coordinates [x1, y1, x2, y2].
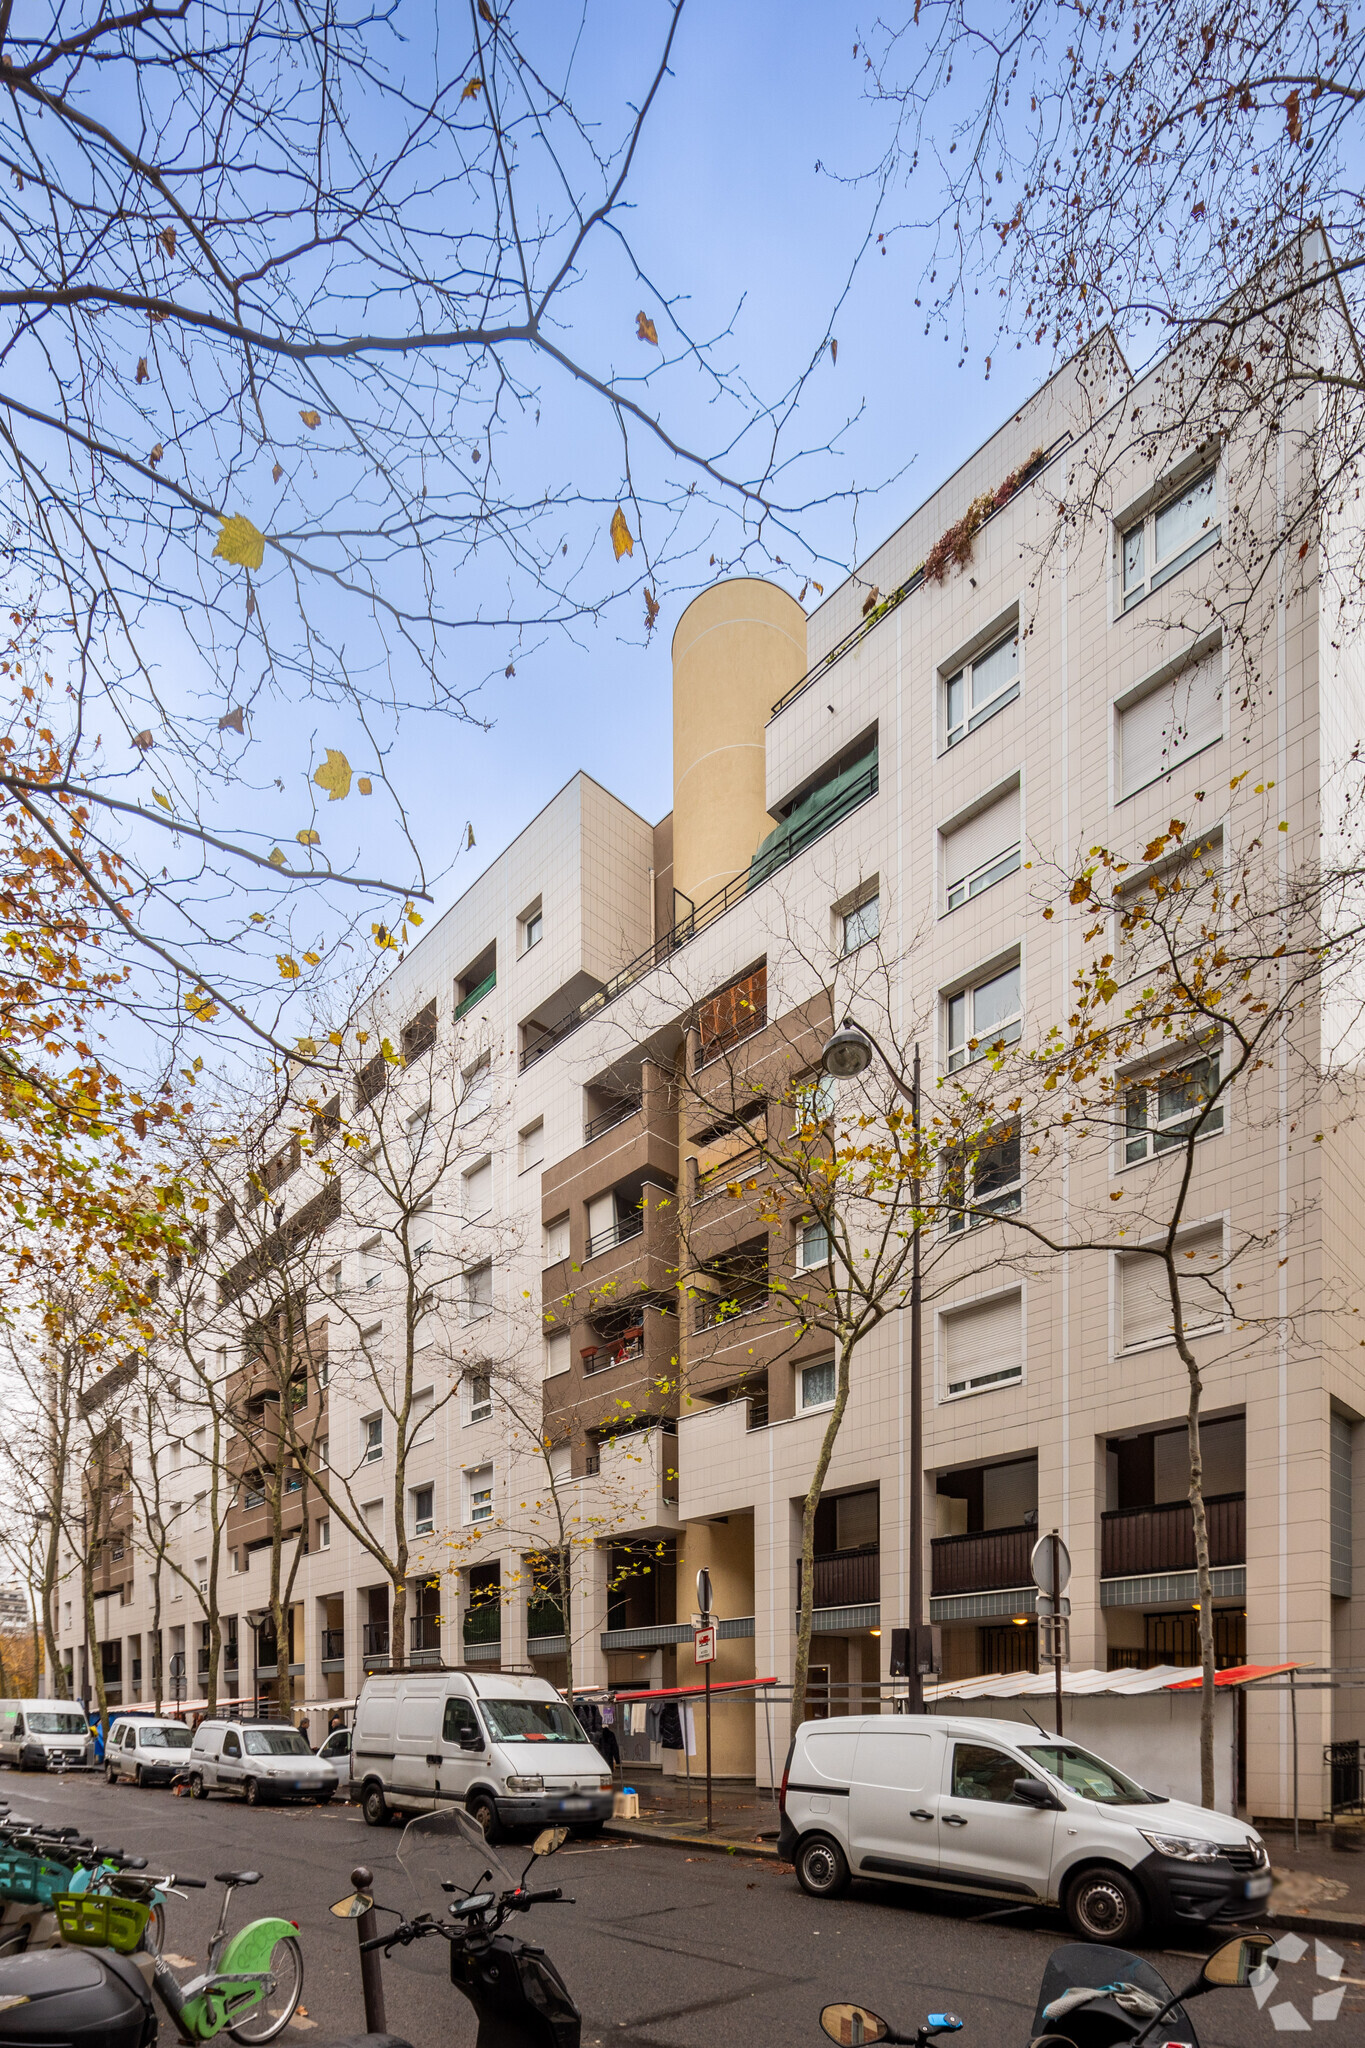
[188, 1720, 338, 1806]
[105, 1715, 194, 1787]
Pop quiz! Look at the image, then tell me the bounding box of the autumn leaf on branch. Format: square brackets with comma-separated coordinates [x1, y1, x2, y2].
[312, 749, 352, 800]
[636, 311, 659, 344]
[462, 76, 483, 99]
[159, 225, 176, 256]
[358, 776, 372, 795]
[218, 706, 245, 734]
[296, 828, 320, 845]
[277, 954, 301, 978]
[299, 409, 321, 429]
[610, 506, 634, 559]
[213, 515, 266, 571]
[184, 989, 218, 1021]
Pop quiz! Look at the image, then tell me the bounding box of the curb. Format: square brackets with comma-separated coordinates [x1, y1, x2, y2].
[603, 1819, 781, 1860]
[1265, 1909, 1365, 1943]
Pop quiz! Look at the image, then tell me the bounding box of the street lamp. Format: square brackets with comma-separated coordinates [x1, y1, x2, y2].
[820, 1018, 928, 1714]
[246, 1607, 268, 1718]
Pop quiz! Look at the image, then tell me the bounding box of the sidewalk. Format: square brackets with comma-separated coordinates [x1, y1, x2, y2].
[606, 1771, 782, 1858]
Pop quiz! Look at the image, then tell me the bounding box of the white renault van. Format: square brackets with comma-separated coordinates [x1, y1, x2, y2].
[778, 1714, 1271, 1943]
[0, 1700, 93, 1772]
[105, 1714, 194, 1786]
[353, 1670, 612, 1840]
[187, 1720, 338, 1804]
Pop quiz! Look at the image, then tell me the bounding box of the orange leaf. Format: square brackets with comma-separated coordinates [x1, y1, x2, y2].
[272, 462, 283, 484]
[357, 776, 372, 795]
[636, 311, 659, 345]
[299, 409, 321, 429]
[830, 338, 838, 365]
[610, 505, 634, 559]
[133, 730, 154, 751]
[462, 75, 483, 99]
[160, 225, 176, 257]
[136, 358, 149, 383]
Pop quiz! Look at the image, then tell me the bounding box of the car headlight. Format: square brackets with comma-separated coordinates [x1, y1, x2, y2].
[506, 1774, 543, 1793]
[598, 1777, 614, 1792]
[1140, 1831, 1223, 1863]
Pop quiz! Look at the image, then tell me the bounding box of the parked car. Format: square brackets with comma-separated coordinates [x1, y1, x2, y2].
[316, 1726, 351, 1769]
[186, 1720, 339, 1805]
[352, 1669, 612, 1839]
[778, 1713, 1271, 1943]
[0, 1699, 94, 1772]
[104, 1714, 194, 1786]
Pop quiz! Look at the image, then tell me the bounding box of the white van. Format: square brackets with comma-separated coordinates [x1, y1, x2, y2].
[0, 1700, 93, 1772]
[353, 1670, 612, 1840]
[105, 1714, 194, 1786]
[186, 1720, 338, 1805]
[778, 1714, 1271, 1944]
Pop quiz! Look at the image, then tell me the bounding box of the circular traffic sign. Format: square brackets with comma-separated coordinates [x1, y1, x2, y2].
[1030, 1533, 1072, 1599]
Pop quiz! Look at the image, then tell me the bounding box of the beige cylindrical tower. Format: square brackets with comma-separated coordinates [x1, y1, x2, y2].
[671, 579, 808, 910]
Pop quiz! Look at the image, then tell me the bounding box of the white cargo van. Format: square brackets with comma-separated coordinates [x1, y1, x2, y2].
[353, 1670, 612, 1840]
[0, 1700, 93, 1772]
[778, 1714, 1271, 1944]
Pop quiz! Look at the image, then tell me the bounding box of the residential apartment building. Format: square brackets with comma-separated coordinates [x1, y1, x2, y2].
[58, 328, 1365, 1824]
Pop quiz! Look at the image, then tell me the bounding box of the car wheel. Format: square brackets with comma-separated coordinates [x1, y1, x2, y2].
[105, 1761, 118, 1785]
[313, 1790, 335, 1805]
[467, 1792, 504, 1844]
[189, 1772, 207, 1800]
[795, 1834, 851, 1899]
[244, 1778, 265, 1808]
[361, 1783, 390, 1828]
[1066, 1866, 1145, 1945]
[134, 1764, 145, 1789]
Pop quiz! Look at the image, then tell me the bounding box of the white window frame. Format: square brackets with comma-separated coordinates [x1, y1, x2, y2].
[317, 1518, 330, 1551]
[944, 1124, 1023, 1235]
[945, 959, 1022, 1073]
[519, 1119, 545, 1174]
[363, 1414, 383, 1463]
[463, 1261, 493, 1323]
[466, 1370, 492, 1424]
[412, 1485, 435, 1537]
[799, 1358, 837, 1411]
[466, 1465, 494, 1525]
[943, 626, 1019, 749]
[945, 839, 1020, 913]
[522, 905, 543, 953]
[938, 1286, 1025, 1402]
[1113, 1220, 1226, 1356]
[797, 1219, 830, 1270]
[1122, 1048, 1224, 1166]
[1119, 461, 1219, 611]
[842, 894, 880, 955]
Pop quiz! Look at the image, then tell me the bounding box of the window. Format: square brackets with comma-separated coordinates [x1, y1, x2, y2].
[797, 1220, 830, 1270]
[946, 961, 1021, 1072]
[1117, 1224, 1224, 1350]
[361, 1499, 382, 1534]
[1124, 1051, 1223, 1163]
[443, 1696, 482, 1745]
[317, 1518, 330, 1550]
[842, 894, 880, 954]
[454, 945, 497, 1021]
[941, 1291, 1023, 1399]
[521, 903, 543, 952]
[461, 1056, 492, 1118]
[467, 1371, 492, 1423]
[944, 628, 1018, 748]
[543, 1214, 570, 1264]
[1117, 648, 1222, 798]
[324, 1263, 341, 1297]
[364, 1414, 384, 1462]
[544, 1329, 571, 1379]
[195, 1555, 208, 1592]
[463, 1262, 493, 1322]
[1117, 833, 1223, 985]
[519, 1120, 545, 1174]
[942, 783, 1021, 913]
[223, 1730, 241, 1759]
[945, 1125, 1022, 1232]
[1121, 465, 1219, 610]
[410, 1387, 435, 1441]
[800, 1358, 837, 1410]
[401, 1000, 437, 1060]
[951, 1742, 1022, 1804]
[316, 1438, 329, 1469]
[466, 1465, 493, 1524]
[361, 1237, 382, 1291]
[413, 1485, 434, 1536]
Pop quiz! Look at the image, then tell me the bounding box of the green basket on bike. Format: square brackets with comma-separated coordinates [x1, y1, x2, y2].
[54, 1891, 151, 1955]
[0, 1849, 74, 1906]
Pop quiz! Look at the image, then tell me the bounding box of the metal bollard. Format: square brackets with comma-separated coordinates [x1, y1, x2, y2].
[350, 1863, 387, 2034]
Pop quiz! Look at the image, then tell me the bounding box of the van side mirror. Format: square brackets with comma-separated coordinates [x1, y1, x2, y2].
[458, 1729, 483, 1752]
[1012, 1777, 1063, 1811]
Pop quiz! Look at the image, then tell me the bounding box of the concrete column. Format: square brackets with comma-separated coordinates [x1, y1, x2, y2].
[1246, 1384, 1333, 1820]
[500, 1548, 528, 1672]
[570, 1543, 609, 1698]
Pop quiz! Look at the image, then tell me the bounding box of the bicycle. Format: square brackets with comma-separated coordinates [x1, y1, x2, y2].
[143, 1866, 303, 2044]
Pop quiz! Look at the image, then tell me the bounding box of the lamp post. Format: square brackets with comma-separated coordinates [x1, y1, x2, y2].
[246, 1607, 268, 1719]
[820, 1019, 927, 1713]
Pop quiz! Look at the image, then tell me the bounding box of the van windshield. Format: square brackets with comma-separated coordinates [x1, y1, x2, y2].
[243, 1728, 312, 1756]
[140, 1725, 192, 1748]
[479, 1699, 586, 1744]
[1020, 1742, 1154, 1805]
[25, 1712, 87, 1736]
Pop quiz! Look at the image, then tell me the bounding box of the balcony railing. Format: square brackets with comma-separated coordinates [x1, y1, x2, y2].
[1101, 1493, 1245, 1578]
[454, 970, 496, 1021]
[697, 1007, 769, 1071]
[798, 1547, 879, 1608]
[361, 1621, 390, 1657]
[930, 1524, 1034, 1597]
[585, 1211, 643, 1260]
[463, 1603, 501, 1646]
[584, 1102, 640, 1146]
[694, 1287, 767, 1333]
[321, 1629, 344, 1663]
[411, 1615, 442, 1652]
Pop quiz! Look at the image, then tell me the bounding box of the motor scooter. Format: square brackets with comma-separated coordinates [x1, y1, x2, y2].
[1023, 1931, 1273, 2046]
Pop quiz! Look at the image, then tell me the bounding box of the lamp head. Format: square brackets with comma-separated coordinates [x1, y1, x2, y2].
[821, 1020, 875, 1080]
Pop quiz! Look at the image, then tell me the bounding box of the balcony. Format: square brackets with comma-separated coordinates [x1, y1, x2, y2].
[362, 1621, 390, 1670]
[454, 969, 496, 1022]
[410, 1614, 442, 1665]
[931, 1525, 1034, 1597]
[798, 1548, 879, 1608]
[321, 1629, 344, 1670]
[1101, 1493, 1245, 1578]
[694, 1287, 767, 1333]
[584, 1101, 639, 1146]
[586, 1210, 644, 1261]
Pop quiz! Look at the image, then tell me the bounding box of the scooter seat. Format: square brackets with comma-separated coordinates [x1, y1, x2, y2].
[214, 1869, 262, 1885]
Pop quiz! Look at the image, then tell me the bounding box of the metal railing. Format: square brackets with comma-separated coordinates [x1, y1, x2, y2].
[454, 970, 496, 1022]
[930, 1524, 1034, 1597]
[411, 1615, 442, 1651]
[697, 1008, 769, 1071]
[584, 1101, 640, 1146]
[519, 766, 878, 1073]
[694, 1288, 768, 1332]
[585, 1211, 644, 1260]
[361, 1621, 390, 1656]
[1100, 1493, 1245, 1577]
[321, 1629, 344, 1662]
[798, 1547, 880, 1607]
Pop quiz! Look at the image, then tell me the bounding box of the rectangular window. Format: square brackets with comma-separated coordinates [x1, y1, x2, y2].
[794, 1075, 836, 1130]
[800, 1358, 837, 1410]
[364, 1415, 384, 1463]
[401, 1000, 437, 1060]
[543, 1329, 571, 1379]
[1118, 1224, 1223, 1350]
[1121, 465, 1219, 609]
[461, 1056, 492, 1117]
[842, 894, 880, 954]
[543, 1214, 570, 1264]
[946, 961, 1021, 1072]
[410, 1387, 434, 1441]
[1124, 1052, 1223, 1163]
[944, 628, 1018, 748]
[361, 1237, 382, 1291]
[522, 905, 543, 952]
[464, 1262, 493, 1322]
[1117, 833, 1222, 984]
[464, 1157, 493, 1218]
[942, 783, 1021, 913]
[467, 1371, 492, 1423]
[1118, 648, 1222, 797]
[945, 1125, 1022, 1233]
[519, 1120, 545, 1173]
[797, 1220, 830, 1269]
[361, 1499, 382, 1535]
[316, 1438, 329, 1469]
[942, 1291, 1023, 1398]
[467, 1466, 493, 1524]
[413, 1485, 434, 1536]
[454, 946, 497, 1021]
[317, 1519, 330, 1551]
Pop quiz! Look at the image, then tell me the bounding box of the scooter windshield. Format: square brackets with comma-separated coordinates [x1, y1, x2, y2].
[397, 1805, 518, 1912]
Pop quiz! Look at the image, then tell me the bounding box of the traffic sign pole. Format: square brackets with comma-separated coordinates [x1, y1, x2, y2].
[696, 1570, 714, 1833]
[1050, 1530, 1064, 1736]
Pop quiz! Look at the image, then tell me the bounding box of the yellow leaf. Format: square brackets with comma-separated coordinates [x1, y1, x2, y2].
[299, 409, 321, 429]
[152, 789, 172, 811]
[213, 514, 266, 570]
[296, 1037, 318, 1057]
[358, 776, 372, 795]
[303, 950, 321, 966]
[636, 311, 658, 345]
[328, 1031, 343, 1046]
[405, 904, 424, 926]
[462, 75, 483, 99]
[610, 505, 634, 559]
[313, 748, 352, 801]
[249, 911, 267, 923]
[296, 827, 320, 845]
[184, 989, 218, 1021]
[277, 955, 301, 979]
[268, 848, 286, 868]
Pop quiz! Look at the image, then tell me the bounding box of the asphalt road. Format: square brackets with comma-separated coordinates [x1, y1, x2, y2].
[2, 1768, 1361, 2047]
